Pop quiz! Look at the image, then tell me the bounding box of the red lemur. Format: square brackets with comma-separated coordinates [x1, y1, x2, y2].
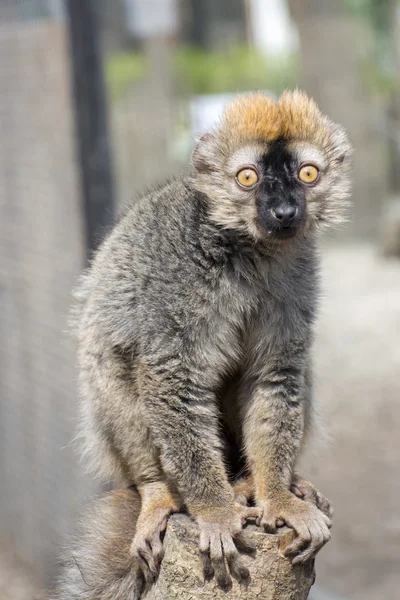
[54, 90, 351, 598]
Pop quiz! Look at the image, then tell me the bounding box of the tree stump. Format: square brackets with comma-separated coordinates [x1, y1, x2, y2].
[144, 514, 315, 600]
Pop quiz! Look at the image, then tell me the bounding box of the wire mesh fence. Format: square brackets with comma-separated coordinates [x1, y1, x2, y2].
[0, 0, 185, 586]
[0, 0, 92, 585]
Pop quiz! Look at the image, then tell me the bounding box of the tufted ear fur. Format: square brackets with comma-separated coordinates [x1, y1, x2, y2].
[329, 123, 353, 166]
[192, 133, 218, 173]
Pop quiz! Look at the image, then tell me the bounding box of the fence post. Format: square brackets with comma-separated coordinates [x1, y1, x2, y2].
[65, 0, 116, 258]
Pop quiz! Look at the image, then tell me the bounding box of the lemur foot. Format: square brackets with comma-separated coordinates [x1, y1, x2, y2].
[256, 492, 332, 564]
[130, 506, 172, 582]
[233, 474, 333, 520]
[196, 503, 256, 588]
[290, 475, 334, 520]
[130, 483, 179, 582]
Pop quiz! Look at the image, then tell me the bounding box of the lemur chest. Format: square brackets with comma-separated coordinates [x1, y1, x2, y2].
[189, 254, 314, 391]
[207, 279, 310, 374]
[192, 284, 279, 377]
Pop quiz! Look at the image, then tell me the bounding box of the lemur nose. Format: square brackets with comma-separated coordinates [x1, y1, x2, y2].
[272, 205, 297, 226]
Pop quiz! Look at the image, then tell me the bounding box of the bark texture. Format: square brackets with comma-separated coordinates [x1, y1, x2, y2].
[145, 514, 315, 600]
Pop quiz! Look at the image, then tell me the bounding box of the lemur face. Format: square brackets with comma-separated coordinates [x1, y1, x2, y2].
[193, 91, 352, 242]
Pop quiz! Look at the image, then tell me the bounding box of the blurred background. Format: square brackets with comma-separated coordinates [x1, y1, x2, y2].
[0, 1, 399, 599]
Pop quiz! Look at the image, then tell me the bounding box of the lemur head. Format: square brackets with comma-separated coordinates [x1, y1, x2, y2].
[192, 90, 352, 242]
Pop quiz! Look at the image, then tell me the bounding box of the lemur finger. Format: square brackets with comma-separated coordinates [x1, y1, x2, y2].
[316, 492, 334, 520]
[150, 531, 164, 566]
[241, 506, 262, 526]
[159, 515, 168, 532]
[307, 522, 325, 555]
[233, 531, 256, 554]
[209, 534, 231, 588]
[199, 528, 210, 554]
[261, 517, 278, 534]
[222, 533, 249, 581]
[290, 484, 305, 499]
[200, 551, 214, 580]
[199, 529, 216, 581]
[283, 521, 311, 557]
[136, 542, 158, 582]
[292, 545, 314, 565]
[321, 513, 333, 528]
[292, 524, 330, 565]
[152, 514, 169, 557]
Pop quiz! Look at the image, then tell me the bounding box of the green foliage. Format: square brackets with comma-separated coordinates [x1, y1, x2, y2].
[106, 51, 146, 101]
[360, 59, 398, 97]
[173, 46, 297, 96]
[105, 45, 297, 101]
[346, 0, 397, 96]
[346, 0, 393, 34]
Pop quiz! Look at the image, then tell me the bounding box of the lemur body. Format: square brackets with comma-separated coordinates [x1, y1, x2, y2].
[68, 91, 351, 591]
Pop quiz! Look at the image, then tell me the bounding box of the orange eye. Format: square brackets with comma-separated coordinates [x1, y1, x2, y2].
[236, 167, 259, 189]
[298, 164, 319, 184]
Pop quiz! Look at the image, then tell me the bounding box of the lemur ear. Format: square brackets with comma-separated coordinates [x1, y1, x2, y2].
[192, 132, 217, 173]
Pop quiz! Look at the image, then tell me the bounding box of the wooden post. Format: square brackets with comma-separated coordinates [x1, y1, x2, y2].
[146, 515, 315, 600]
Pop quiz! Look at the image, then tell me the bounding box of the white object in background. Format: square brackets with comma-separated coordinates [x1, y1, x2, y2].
[189, 94, 235, 137]
[124, 0, 178, 38]
[189, 91, 277, 138]
[249, 0, 298, 56]
[48, 0, 64, 19]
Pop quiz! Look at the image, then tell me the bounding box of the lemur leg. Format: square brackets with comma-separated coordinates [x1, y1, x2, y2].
[131, 481, 181, 582]
[240, 346, 332, 564]
[233, 474, 333, 520]
[81, 344, 183, 582]
[136, 362, 257, 588]
[232, 476, 254, 506]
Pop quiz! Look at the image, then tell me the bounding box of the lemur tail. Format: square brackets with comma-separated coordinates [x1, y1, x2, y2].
[48, 488, 143, 600]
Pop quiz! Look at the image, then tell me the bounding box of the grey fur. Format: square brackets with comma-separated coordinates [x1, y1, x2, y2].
[66, 91, 351, 590]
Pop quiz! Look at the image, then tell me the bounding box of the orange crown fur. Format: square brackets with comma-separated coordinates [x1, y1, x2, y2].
[219, 90, 333, 147]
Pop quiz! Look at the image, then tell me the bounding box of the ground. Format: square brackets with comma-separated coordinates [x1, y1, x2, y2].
[0, 242, 399, 599]
[302, 242, 400, 600]
[0, 549, 39, 600]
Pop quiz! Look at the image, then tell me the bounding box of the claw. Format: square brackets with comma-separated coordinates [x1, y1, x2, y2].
[201, 551, 215, 580]
[292, 547, 315, 565]
[290, 484, 305, 499]
[262, 518, 278, 534]
[240, 506, 262, 526]
[276, 518, 285, 527]
[233, 531, 256, 555]
[135, 542, 158, 582]
[316, 492, 334, 520]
